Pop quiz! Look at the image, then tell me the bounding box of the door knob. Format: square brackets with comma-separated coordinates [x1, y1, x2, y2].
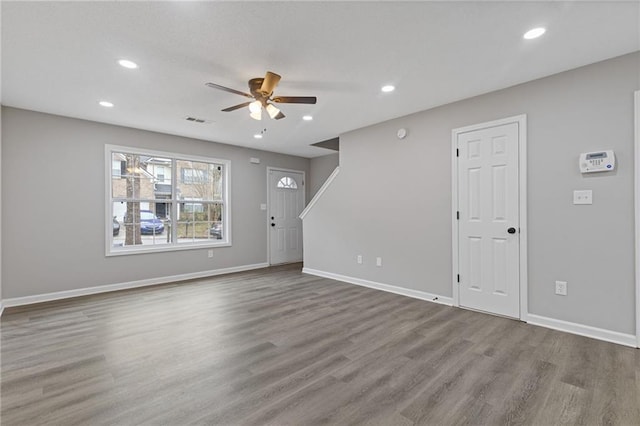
[507, 227, 517, 234]
[271, 223, 275, 227]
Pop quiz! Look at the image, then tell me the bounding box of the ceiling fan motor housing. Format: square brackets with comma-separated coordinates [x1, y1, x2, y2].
[249, 78, 269, 99]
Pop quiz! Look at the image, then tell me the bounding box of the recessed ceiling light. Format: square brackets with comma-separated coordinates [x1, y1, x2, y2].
[254, 134, 263, 139]
[118, 59, 138, 69]
[302, 115, 313, 121]
[381, 85, 395, 93]
[99, 101, 114, 108]
[523, 27, 546, 40]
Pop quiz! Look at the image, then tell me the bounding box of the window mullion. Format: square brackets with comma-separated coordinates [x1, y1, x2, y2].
[171, 158, 178, 245]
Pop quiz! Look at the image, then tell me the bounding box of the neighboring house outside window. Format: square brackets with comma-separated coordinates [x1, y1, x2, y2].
[181, 167, 208, 184]
[106, 145, 230, 255]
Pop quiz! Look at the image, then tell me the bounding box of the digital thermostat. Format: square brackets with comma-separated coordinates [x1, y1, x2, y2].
[579, 150, 615, 173]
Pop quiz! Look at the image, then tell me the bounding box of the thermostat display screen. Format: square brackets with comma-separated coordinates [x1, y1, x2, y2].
[586, 152, 606, 159]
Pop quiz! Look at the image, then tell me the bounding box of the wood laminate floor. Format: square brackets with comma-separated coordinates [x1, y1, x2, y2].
[1, 263, 639, 425]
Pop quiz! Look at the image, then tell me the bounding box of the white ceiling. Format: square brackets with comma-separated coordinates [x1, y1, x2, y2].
[2, 1, 639, 158]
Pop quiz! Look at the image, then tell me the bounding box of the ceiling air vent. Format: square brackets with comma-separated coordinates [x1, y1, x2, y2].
[184, 116, 212, 124]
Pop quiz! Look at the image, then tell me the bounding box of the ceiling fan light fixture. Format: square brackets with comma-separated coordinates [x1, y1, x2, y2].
[249, 100, 262, 113]
[266, 104, 281, 119]
[381, 85, 395, 93]
[207, 71, 317, 121]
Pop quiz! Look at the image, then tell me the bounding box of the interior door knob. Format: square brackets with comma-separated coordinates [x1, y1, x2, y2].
[507, 227, 516, 234]
[271, 223, 276, 227]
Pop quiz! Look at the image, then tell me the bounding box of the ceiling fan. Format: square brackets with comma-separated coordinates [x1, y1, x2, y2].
[206, 71, 316, 121]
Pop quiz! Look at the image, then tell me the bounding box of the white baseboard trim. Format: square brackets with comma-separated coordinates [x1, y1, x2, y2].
[302, 267, 453, 306]
[302, 269, 637, 348]
[2, 263, 270, 309]
[527, 314, 637, 348]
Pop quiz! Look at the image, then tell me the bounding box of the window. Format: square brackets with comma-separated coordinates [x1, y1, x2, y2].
[156, 166, 165, 183]
[277, 176, 298, 189]
[276, 176, 298, 189]
[106, 145, 230, 255]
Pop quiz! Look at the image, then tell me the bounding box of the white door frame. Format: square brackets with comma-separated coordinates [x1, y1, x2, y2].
[634, 90, 640, 348]
[451, 114, 528, 321]
[266, 167, 306, 265]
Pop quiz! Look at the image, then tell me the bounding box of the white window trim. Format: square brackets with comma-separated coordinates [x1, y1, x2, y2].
[105, 144, 231, 256]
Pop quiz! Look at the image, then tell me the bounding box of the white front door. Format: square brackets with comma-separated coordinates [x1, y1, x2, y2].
[269, 169, 305, 265]
[456, 121, 521, 318]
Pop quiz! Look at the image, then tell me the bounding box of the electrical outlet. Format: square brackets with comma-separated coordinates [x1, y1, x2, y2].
[573, 190, 592, 205]
[555, 280, 567, 296]
[356, 255, 363, 264]
[376, 257, 382, 267]
[208, 249, 214, 258]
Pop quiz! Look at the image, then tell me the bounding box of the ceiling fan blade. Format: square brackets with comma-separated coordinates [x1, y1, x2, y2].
[272, 96, 317, 104]
[274, 111, 286, 120]
[260, 71, 281, 95]
[205, 82, 254, 99]
[221, 101, 251, 112]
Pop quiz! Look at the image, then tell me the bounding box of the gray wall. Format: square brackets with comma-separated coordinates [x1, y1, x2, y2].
[303, 52, 640, 335]
[309, 153, 339, 199]
[1, 107, 310, 298]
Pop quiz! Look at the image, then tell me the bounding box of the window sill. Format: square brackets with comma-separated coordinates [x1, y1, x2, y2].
[106, 240, 231, 257]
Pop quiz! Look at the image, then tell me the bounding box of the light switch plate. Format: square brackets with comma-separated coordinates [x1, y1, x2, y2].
[260, 203, 267, 210]
[573, 190, 592, 205]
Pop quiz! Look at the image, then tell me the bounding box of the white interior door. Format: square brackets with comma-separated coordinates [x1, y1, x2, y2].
[456, 122, 520, 318]
[269, 169, 304, 265]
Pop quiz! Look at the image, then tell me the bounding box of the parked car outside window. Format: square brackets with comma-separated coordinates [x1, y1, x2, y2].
[140, 210, 165, 235]
[209, 222, 222, 239]
[113, 216, 120, 236]
[123, 210, 165, 235]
